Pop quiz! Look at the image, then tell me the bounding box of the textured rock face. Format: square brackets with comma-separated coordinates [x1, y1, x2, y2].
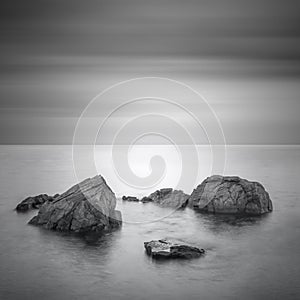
[145, 188, 189, 208]
[144, 239, 205, 259]
[16, 194, 58, 212]
[188, 175, 273, 215]
[29, 175, 122, 233]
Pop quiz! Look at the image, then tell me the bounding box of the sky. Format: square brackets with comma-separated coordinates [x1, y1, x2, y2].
[0, 0, 299, 144]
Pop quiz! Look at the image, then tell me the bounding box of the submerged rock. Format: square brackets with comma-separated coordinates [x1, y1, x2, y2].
[188, 175, 273, 215]
[122, 196, 139, 202]
[29, 175, 122, 233]
[16, 194, 58, 212]
[144, 239, 205, 259]
[144, 188, 189, 208]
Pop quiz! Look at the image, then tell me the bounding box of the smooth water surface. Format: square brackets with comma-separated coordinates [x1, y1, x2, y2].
[0, 146, 299, 299]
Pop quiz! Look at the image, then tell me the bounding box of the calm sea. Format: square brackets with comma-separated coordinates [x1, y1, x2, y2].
[0, 145, 299, 299]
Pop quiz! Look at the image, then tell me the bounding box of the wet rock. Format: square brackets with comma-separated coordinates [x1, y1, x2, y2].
[16, 194, 57, 212]
[122, 196, 139, 202]
[144, 188, 189, 208]
[144, 239, 205, 259]
[188, 175, 273, 215]
[29, 175, 122, 233]
[141, 196, 153, 203]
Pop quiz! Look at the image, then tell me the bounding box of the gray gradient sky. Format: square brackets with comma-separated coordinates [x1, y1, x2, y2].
[0, 0, 300, 144]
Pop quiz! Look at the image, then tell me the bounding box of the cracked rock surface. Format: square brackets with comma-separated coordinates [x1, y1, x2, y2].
[188, 175, 273, 215]
[29, 175, 122, 233]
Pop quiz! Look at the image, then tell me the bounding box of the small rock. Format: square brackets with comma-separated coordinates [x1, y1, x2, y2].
[143, 189, 189, 208]
[122, 196, 139, 202]
[141, 196, 153, 203]
[16, 194, 56, 212]
[144, 239, 205, 259]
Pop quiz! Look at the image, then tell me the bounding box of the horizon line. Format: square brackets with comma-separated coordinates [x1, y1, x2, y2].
[0, 144, 299, 147]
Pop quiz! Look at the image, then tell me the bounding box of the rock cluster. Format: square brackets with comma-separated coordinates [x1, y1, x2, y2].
[29, 175, 122, 233]
[121, 189, 189, 208]
[17, 173, 272, 258]
[144, 239, 205, 259]
[188, 175, 273, 215]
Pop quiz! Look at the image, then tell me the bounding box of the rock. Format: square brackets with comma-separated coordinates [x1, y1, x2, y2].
[141, 196, 153, 203]
[122, 196, 139, 202]
[188, 175, 273, 215]
[144, 188, 189, 208]
[144, 239, 205, 259]
[108, 210, 123, 228]
[16, 194, 57, 212]
[29, 175, 122, 233]
[148, 188, 172, 202]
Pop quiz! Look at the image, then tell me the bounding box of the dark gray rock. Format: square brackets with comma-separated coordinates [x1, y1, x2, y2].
[141, 196, 153, 203]
[29, 175, 122, 233]
[188, 175, 273, 215]
[143, 188, 189, 208]
[122, 196, 139, 202]
[16, 194, 58, 212]
[144, 239, 205, 259]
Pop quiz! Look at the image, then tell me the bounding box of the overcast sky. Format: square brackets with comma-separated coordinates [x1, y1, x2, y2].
[0, 0, 299, 144]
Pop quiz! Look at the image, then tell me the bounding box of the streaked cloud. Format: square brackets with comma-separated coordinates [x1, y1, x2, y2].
[0, 0, 299, 144]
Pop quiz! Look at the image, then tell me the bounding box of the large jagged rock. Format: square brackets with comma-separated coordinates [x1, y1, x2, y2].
[144, 239, 205, 259]
[188, 175, 273, 215]
[16, 194, 59, 212]
[29, 175, 122, 233]
[143, 188, 189, 208]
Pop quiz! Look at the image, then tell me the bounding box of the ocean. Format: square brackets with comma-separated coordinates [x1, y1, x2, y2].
[0, 145, 299, 299]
